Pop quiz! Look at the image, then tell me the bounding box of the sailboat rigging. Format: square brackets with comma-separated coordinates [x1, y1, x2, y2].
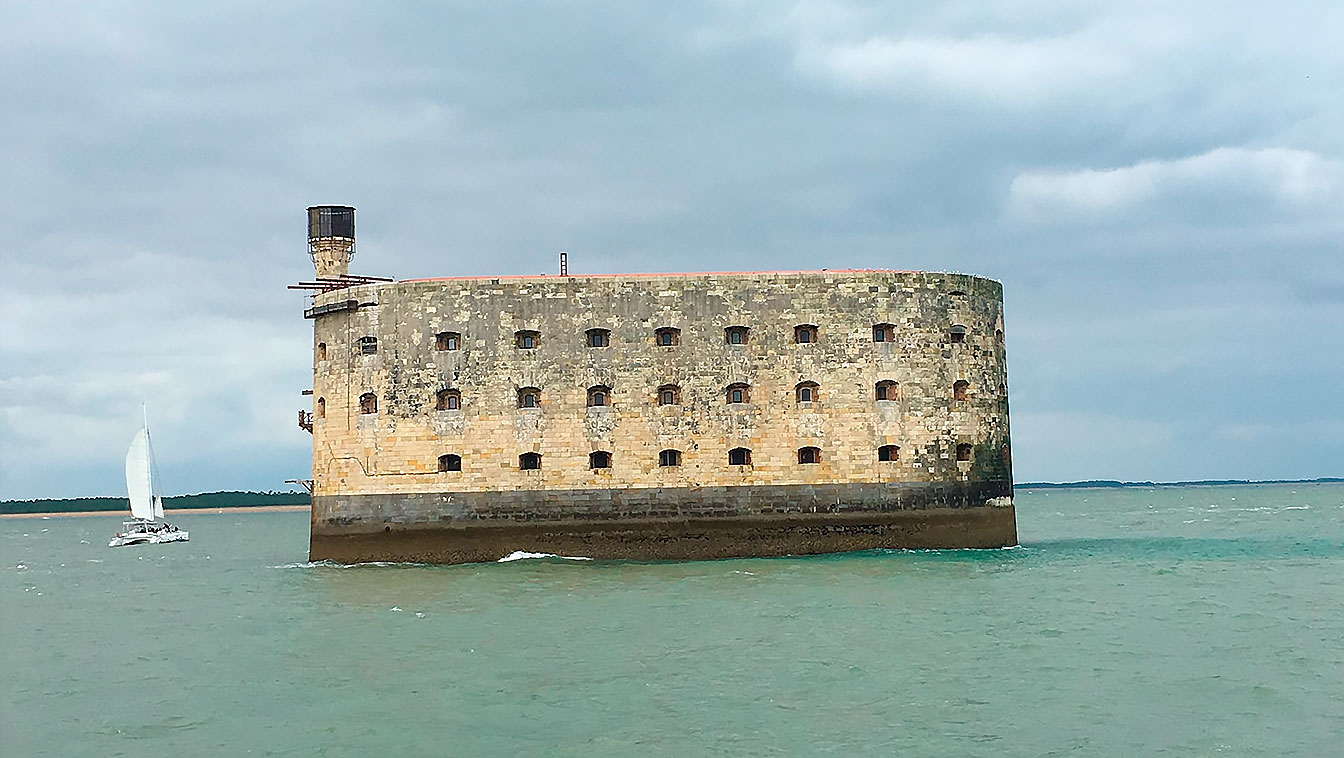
[109, 408, 188, 547]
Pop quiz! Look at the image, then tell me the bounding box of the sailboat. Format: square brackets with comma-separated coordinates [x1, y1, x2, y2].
[108, 410, 188, 547]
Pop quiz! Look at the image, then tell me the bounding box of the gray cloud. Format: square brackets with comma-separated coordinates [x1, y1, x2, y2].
[3, 0, 1341, 497]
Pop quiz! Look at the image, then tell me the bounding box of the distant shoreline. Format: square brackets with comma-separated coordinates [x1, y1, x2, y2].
[0, 505, 310, 520]
[1015, 477, 1342, 490]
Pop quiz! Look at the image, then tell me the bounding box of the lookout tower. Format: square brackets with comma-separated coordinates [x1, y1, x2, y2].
[307, 205, 356, 279]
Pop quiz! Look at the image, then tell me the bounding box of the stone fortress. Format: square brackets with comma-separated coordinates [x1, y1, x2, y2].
[296, 206, 1016, 564]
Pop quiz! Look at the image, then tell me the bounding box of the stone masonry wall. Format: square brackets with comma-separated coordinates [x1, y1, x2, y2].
[306, 269, 1011, 538]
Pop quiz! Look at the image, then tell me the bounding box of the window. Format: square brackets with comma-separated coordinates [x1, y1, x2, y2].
[438, 454, 462, 472]
[359, 336, 378, 355]
[798, 446, 820, 464]
[949, 289, 968, 297]
[875, 380, 898, 401]
[655, 327, 680, 346]
[587, 385, 611, 407]
[518, 387, 541, 408]
[586, 328, 610, 348]
[795, 382, 818, 404]
[435, 331, 460, 351]
[316, 342, 327, 361]
[878, 445, 899, 462]
[725, 326, 750, 345]
[436, 389, 461, 411]
[726, 383, 750, 404]
[519, 452, 542, 470]
[659, 449, 682, 467]
[589, 451, 612, 469]
[995, 329, 1004, 343]
[515, 330, 540, 349]
[359, 392, 377, 414]
[953, 380, 969, 401]
[316, 397, 325, 418]
[794, 324, 817, 344]
[657, 384, 681, 406]
[956, 443, 973, 462]
[949, 325, 967, 344]
[872, 323, 895, 342]
[728, 447, 752, 466]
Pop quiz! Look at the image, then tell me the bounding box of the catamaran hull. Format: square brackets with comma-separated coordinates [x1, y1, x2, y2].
[108, 530, 189, 548]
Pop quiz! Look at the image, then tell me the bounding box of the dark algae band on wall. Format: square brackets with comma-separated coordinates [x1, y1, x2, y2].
[295, 206, 1015, 564]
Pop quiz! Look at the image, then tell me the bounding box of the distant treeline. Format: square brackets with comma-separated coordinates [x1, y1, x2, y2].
[1, 491, 310, 515]
[1017, 478, 1343, 490]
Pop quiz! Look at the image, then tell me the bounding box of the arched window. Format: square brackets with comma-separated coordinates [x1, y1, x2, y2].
[949, 325, 967, 344]
[359, 336, 378, 355]
[316, 342, 327, 361]
[995, 329, 1004, 343]
[316, 397, 325, 418]
[875, 380, 898, 401]
[587, 385, 611, 407]
[659, 449, 682, 467]
[435, 331, 461, 351]
[655, 327, 680, 346]
[436, 389, 461, 411]
[586, 328, 610, 348]
[878, 445, 899, 462]
[519, 452, 542, 470]
[953, 380, 969, 401]
[589, 451, 612, 469]
[518, 387, 541, 408]
[872, 323, 895, 343]
[657, 384, 681, 406]
[438, 454, 462, 472]
[797, 446, 820, 464]
[359, 392, 377, 414]
[515, 330, 540, 349]
[725, 326, 750, 345]
[726, 383, 750, 404]
[795, 381, 818, 404]
[956, 443, 973, 462]
[728, 447, 752, 466]
[794, 324, 817, 344]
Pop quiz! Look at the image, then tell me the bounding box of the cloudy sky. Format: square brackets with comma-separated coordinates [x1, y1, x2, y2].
[2, 1, 1341, 499]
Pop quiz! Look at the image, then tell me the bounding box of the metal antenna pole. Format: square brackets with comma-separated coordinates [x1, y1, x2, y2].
[560, 251, 568, 276]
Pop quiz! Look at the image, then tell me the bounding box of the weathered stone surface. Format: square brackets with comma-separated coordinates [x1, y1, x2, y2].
[305, 269, 1014, 564]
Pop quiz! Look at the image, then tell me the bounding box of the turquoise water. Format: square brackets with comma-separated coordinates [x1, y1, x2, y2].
[4, 484, 1343, 756]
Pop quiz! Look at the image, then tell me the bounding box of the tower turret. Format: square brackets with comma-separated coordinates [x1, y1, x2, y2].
[307, 205, 356, 279]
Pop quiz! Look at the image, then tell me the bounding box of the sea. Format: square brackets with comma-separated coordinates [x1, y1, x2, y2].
[3, 483, 1342, 757]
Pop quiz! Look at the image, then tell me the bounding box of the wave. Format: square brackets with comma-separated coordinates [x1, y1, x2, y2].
[498, 550, 592, 562]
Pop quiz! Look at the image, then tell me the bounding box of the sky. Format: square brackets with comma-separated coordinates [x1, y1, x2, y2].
[2, 1, 1341, 499]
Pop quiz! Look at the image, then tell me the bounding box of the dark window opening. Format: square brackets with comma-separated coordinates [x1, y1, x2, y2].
[878, 445, 899, 462]
[872, 323, 895, 342]
[659, 449, 682, 467]
[515, 330, 540, 349]
[798, 446, 820, 464]
[586, 329, 610, 348]
[316, 342, 327, 361]
[949, 325, 967, 344]
[956, 443, 973, 462]
[953, 380, 969, 401]
[589, 451, 612, 469]
[359, 336, 378, 355]
[587, 385, 611, 407]
[518, 387, 541, 408]
[794, 324, 817, 344]
[726, 383, 750, 404]
[316, 397, 325, 418]
[657, 384, 680, 406]
[655, 327, 681, 346]
[519, 452, 542, 470]
[949, 289, 968, 297]
[728, 447, 752, 466]
[436, 331, 461, 351]
[796, 382, 818, 403]
[436, 389, 461, 411]
[875, 380, 898, 401]
[725, 326, 750, 345]
[438, 454, 462, 472]
[359, 392, 377, 414]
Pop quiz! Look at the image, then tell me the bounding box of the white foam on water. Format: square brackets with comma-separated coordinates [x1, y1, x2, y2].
[390, 606, 403, 612]
[498, 550, 592, 562]
[1284, 506, 1311, 510]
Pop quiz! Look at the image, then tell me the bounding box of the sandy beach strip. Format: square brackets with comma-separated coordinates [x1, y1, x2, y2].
[1, 505, 310, 519]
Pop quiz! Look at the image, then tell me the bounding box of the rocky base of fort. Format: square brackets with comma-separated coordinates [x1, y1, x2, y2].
[309, 504, 1017, 565]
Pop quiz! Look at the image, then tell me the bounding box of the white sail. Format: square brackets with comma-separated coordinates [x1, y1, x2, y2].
[153, 496, 165, 520]
[125, 428, 155, 520]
